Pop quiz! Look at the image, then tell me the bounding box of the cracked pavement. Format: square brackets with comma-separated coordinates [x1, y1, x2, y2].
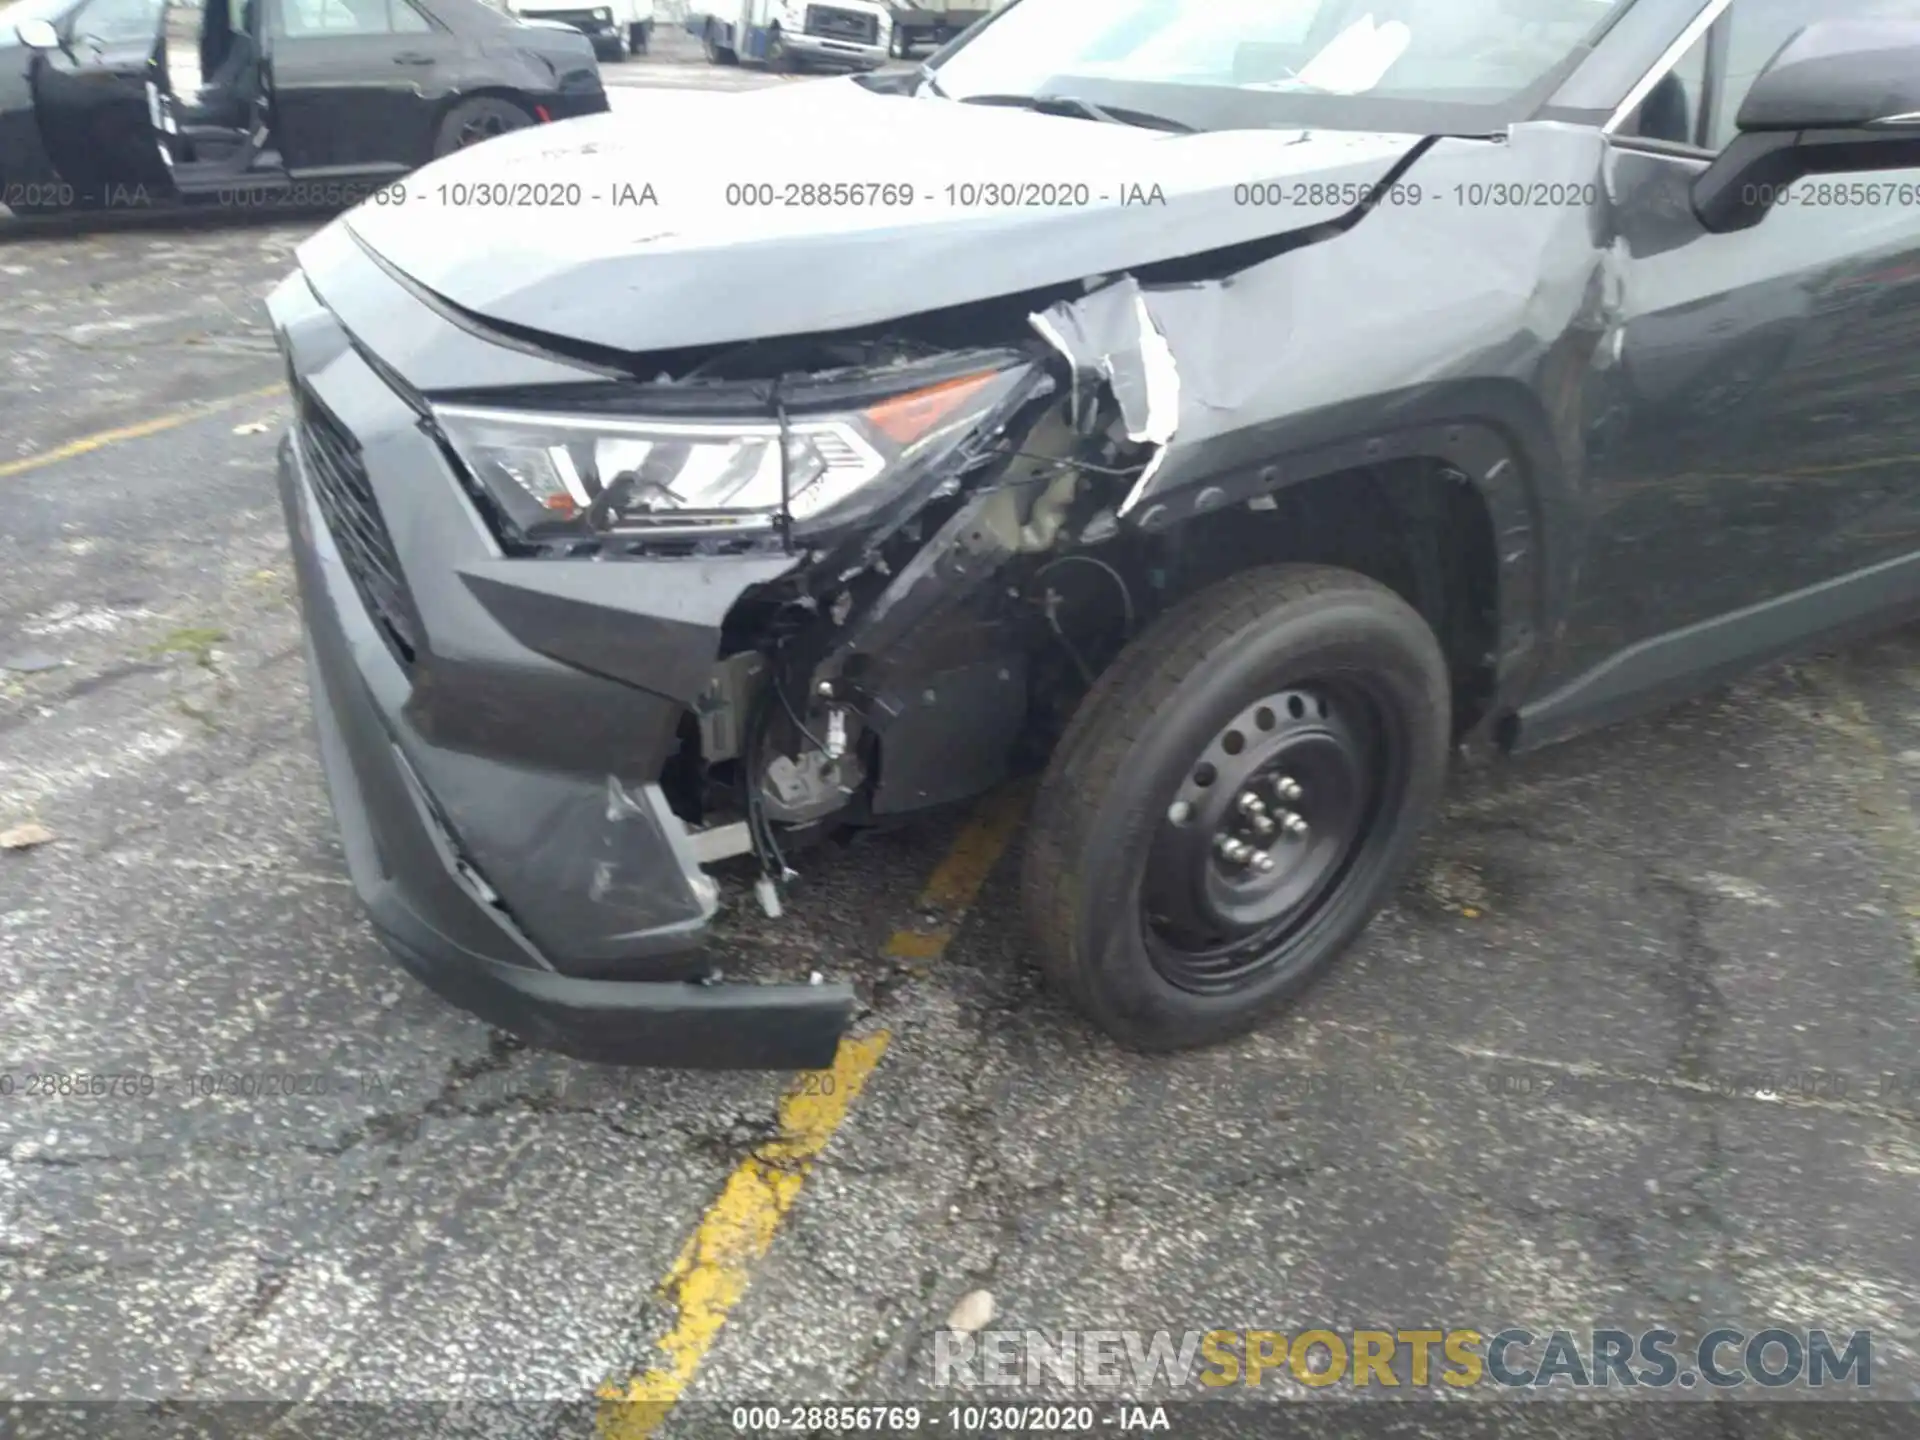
[5, 147, 1920, 1440]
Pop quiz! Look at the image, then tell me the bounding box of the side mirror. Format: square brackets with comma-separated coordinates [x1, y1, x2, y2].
[15, 18, 63, 47]
[1695, 20, 1920, 233]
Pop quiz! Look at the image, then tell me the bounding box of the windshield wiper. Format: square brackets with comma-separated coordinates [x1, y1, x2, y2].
[955, 92, 1197, 134]
[916, 63, 949, 98]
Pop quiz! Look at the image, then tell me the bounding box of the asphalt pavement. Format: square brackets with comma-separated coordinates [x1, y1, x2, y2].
[2, 42, 1919, 1440]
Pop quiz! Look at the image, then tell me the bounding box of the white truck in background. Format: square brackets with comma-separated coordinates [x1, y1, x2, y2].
[886, 0, 1005, 56]
[511, 0, 656, 60]
[685, 0, 893, 71]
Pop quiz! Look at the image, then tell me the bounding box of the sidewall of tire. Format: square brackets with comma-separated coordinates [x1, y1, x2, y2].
[433, 97, 530, 158]
[1055, 581, 1449, 1048]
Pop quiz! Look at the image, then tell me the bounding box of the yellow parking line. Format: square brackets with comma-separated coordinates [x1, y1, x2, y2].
[917, 784, 1034, 918]
[597, 785, 1032, 1439]
[0, 385, 285, 480]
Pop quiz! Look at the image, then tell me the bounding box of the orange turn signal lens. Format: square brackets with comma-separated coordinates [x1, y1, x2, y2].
[859, 370, 1004, 447]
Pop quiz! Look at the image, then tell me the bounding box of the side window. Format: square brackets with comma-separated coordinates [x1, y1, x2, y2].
[69, 0, 163, 45]
[1619, 1, 1920, 151]
[1615, 24, 1709, 147]
[276, 0, 409, 34]
[1708, 0, 1920, 149]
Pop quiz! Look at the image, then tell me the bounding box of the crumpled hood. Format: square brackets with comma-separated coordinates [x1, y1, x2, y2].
[338, 79, 1423, 354]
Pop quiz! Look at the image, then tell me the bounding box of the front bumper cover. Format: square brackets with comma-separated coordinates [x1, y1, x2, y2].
[790, 31, 887, 64]
[270, 241, 856, 1068]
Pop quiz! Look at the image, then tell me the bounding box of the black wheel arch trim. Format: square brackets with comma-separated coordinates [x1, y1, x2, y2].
[1134, 379, 1571, 729]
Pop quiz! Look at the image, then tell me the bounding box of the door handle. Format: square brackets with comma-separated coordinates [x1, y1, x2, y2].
[392, 50, 434, 63]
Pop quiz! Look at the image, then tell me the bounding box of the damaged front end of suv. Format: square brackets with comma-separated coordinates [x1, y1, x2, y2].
[580, 286, 1193, 868]
[269, 214, 1278, 1068]
[502, 289, 1240, 1036]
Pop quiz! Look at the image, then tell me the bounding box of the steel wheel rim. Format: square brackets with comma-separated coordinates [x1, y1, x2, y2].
[458, 110, 520, 148]
[1142, 682, 1382, 994]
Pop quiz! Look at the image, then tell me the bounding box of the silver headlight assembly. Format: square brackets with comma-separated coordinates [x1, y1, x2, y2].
[433, 354, 1038, 547]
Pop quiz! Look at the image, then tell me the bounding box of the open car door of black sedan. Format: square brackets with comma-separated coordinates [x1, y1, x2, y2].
[0, 0, 604, 215]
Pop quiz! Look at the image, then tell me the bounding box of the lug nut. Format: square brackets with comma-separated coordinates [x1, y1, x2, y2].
[1215, 836, 1251, 863]
[1167, 801, 1192, 825]
[1251, 850, 1276, 872]
[1272, 776, 1303, 802]
[1237, 791, 1267, 815]
[1279, 811, 1309, 837]
[1250, 813, 1275, 836]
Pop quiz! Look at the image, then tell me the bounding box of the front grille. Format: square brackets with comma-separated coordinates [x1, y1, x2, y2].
[296, 386, 420, 663]
[805, 4, 878, 43]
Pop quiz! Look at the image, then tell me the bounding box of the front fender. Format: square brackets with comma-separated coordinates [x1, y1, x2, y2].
[1036, 124, 1625, 714]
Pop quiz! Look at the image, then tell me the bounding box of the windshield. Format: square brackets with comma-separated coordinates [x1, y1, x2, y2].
[929, 0, 1630, 134]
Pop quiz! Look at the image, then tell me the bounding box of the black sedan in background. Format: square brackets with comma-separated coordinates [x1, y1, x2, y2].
[0, 0, 604, 215]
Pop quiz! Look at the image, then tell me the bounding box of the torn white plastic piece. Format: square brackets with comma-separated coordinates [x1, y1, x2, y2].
[1117, 293, 1181, 515]
[754, 873, 784, 918]
[687, 820, 753, 865]
[1128, 292, 1180, 447]
[1029, 277, 1182, 519]
[825, 705, 848, 760]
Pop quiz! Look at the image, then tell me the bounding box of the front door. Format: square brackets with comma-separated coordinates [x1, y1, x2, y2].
[1551, 0, 1920, 687]
[264, 0, 460, 175]
[30, 0, 171, 202]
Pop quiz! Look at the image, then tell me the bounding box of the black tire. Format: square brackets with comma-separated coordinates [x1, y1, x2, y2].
[594, 33, 627, 61]
[764, 24, 795, 72]
[433, 96, 535, 158]
[703, 20, 738, 63]
[629, 19, 650, 52]
[1021, 564, 1451, 1052]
